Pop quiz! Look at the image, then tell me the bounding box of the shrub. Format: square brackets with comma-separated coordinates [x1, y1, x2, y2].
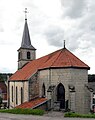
[0, 108, 45, 115]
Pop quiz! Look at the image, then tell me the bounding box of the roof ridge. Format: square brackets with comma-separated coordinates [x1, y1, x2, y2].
[37, 49, 61, 60]
[10, 48, 90, 81]
[64, 49, 73, 66]
[50, 48, 63, 67]
[66, 49, 89, 66]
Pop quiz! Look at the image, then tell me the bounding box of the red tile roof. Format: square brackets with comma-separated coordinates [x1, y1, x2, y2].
[9, 48, 90, 81]
[16, 98, 47, 109]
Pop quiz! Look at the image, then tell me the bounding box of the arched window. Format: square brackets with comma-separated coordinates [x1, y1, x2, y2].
[21, 87, 23, 104]
[12, 86, 13, 102]
[16, 87, 18, 104]
[18, 52, 22, 60]
[42, 83, 45, 97]
[27, 51, 31, 59]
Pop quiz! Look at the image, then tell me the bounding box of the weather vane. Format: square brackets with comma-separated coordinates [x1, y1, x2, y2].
[24, 8, 28, 20]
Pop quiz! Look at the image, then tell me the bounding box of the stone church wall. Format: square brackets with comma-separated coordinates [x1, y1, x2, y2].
[29, 73, 39, 100]
[38, 68, 90, 113]
[39, 69, 50, 98]
[39, 68, 71, 108]
[70, 69, 90, 113]
[18, 49, 36, 69]
[9, 81, 28, 108]
[51, 68, 71, 101]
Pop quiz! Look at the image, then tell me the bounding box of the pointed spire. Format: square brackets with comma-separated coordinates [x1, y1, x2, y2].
[21, 8, 36, 50]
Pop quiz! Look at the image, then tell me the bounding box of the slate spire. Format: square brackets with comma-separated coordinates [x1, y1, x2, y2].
[18, 8, 36, 69]
[21, 10, 36, 50]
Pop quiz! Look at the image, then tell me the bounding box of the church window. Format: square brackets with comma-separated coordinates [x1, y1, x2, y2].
[27, 51, 31, 59]
[18, 52, 22, 60]
[12, 86, 13, 102]
[21, 87, 23, 104]
[16, 87, 18, 105]
[42, 83, 45, 97]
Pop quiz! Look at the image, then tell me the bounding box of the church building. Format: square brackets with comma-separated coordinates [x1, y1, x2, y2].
[8, 14, 92, 114]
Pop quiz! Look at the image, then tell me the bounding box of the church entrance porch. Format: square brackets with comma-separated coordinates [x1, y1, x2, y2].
[57, 83, 65, 109]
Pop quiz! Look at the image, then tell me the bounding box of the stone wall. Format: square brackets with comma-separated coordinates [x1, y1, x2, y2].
[38, 68, 90, 113]
[39, 69, 50, 98]
[29, 73, 39, 100]
[70, 69, 90, 113]
[18, 48, 36, 69]
[9, 81, 28, 108]
[9, 67, 90, 113]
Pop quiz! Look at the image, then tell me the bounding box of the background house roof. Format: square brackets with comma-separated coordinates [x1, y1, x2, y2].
[9, 48, 90, 81]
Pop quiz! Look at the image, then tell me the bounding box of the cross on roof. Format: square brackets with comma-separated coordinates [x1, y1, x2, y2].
[64, 40, 66, 48]
[24, 8, 28, 20]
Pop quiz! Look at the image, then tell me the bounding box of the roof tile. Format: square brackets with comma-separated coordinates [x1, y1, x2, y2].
[10, 48, 90, 81]
[16, 98, 47, 109]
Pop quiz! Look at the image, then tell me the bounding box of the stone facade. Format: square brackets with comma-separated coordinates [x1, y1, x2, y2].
[9, 67, 91, 113]
[9, 81, 28, 108]
[9, 73, 39, 108]
[29, 73, 39, 100]
[39, 68, 91, 114]
[18, 48, 36, 69]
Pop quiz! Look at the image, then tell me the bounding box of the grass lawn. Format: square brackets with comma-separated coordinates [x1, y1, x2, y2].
[64, 112, 95, 118]
[0, 108, 45, 115]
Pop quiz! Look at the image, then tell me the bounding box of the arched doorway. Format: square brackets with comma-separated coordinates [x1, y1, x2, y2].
[57, 83, 65, 109]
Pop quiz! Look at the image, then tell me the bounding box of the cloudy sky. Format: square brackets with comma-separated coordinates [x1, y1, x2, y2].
[0, 0, 95, 74]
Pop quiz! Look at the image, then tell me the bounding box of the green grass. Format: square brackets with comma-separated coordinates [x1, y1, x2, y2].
[0, 108, 45, 115]
[64, 112, 95, 118]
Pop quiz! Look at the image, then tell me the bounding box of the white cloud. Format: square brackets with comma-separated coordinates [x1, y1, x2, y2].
[61, 0, 87, 18]
[45, 25, 64, 47]
[0, 0, 95, 74]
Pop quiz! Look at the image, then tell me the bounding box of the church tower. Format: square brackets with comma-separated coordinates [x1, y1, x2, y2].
[18, 9, 36, 69]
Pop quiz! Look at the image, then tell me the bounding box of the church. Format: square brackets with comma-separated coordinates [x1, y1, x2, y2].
[8, 14, 93, 114]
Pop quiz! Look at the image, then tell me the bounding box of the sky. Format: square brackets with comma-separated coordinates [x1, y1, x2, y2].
[0, 0, 95, 74]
